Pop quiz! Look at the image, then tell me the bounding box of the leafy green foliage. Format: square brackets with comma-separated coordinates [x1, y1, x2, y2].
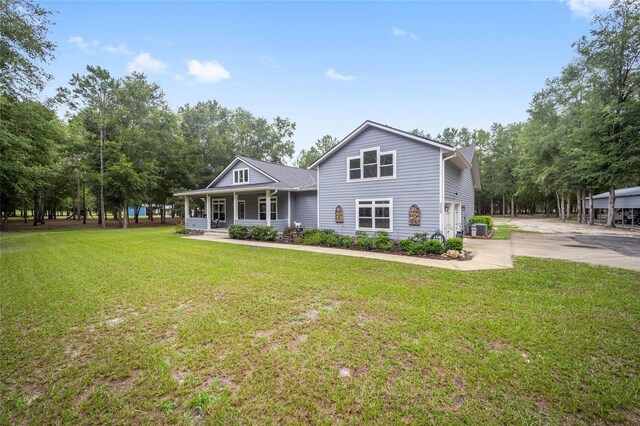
[423, 239, 445, 254]
[399, 238, 422, 255]
[301, 229, 338, 246]
[469, 216, 493, 231]
[410, 232, 430, 243]
[444, 237, 463, 252]
[249, 226, 277, 241]
[372, 231, 393, 252]
[228, 224, 250, 239]
[355, 231, 374, 251]
[0, 0, 56, 100]
[295, 135, 339, 168]
[337, 236, 354, 248]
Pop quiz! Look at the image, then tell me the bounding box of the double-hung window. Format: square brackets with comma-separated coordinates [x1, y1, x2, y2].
[357, 199, 392, 231]
[258, 197, 277, 220]
[347, 148, 395, 181]
[211, 199, 226, 222]
[233, 168, 249, 184]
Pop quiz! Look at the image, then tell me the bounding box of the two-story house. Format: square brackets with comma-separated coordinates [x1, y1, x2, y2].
[176, 120, 480, 239]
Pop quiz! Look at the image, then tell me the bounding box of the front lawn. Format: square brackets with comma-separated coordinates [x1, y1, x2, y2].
[1, 228, 639, 424]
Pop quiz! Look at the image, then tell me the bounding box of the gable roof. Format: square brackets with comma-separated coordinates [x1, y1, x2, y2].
[458, 146, 481, 189]
[593, 186, 640, 199]
[308, 120, 455, 169]
[206, 156, 317, 190]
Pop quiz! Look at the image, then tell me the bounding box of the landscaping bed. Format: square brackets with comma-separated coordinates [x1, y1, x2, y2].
[228, 225, 472, 261]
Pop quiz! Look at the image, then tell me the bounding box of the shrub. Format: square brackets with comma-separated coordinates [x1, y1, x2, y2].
[423, 239, 444, 254]
[337, 236, 354, 248]
[469, 215, 493, 231]
[303, 232, 325, 245]
[399, 238, 422, 255]
[410, 232, 429, 243]
[373, 231, 393, 252]
[302, 228, 319, 239]
[228, 224, 250, 239]
[324, 233, 338, 247]
[355, 231, 374, 250]
[444, 237, 463, 252]
[175, 223, 186, 234]
[249, 225, 277, 241]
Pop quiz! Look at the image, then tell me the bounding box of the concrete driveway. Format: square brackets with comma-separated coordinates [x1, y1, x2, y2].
[510, 233, 640, 272]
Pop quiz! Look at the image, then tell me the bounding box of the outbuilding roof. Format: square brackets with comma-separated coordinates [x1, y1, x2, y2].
[593, 186, 640, 199]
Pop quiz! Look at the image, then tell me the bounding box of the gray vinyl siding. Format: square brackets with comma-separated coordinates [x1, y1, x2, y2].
[212, 162, 274, 188]
[444, 162, 475, 233]
[290, 191, 317, 229]
[318, 127, 441, 238]
[185, 217, 208, 230]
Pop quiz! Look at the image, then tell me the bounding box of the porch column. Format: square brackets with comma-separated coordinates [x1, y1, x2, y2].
[287, 191, 291, 228]
[206, 194, 211, 230]
[233, 192, 238, 222]
[184, 197, 190, 220]
[266, 189, 271, 227]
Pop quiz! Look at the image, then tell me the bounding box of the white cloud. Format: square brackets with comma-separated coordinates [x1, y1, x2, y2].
[104, 43, 133, 55]
[261, 55, 279, 69]
[186, 59, 230, 84]
[127, 52, 167, 74]
[563, 0, 612, 18]
[325, 69, 354, 81]
[392, 27, 418, 41]
[68, 36, 98, 52]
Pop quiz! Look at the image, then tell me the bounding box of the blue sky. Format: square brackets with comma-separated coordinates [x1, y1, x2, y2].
[43, 1, 611, 156]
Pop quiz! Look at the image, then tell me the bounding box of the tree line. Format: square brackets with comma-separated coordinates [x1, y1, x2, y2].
[1, 0, 638, 231]
[412, 0, 639, 227]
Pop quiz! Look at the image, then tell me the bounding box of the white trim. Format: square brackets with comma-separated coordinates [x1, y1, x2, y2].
[206, 157, 278, 188]
[184, 197, 190, 219]
[233, 168, 249, 185]
[206, 194, 211, 230]
[174, 186, 315, 197]
[236, 199, 245, 221]
[233, 192, 238, 221]
[316, 165, 320, 228]
[259, 194, 277, 222]
[309, 120, 454, 169]
[346, 147, 396, 182]
[211, 198, 227, 222]
[287, 191, 291, 228]
[355, 198, 393, 232]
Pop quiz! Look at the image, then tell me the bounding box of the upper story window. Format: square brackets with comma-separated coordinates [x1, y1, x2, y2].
[347, 148, 396, 182]
[233, 168, 249, 184]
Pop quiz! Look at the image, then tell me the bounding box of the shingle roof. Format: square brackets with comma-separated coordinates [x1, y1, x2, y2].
[238, 156, 317, 189]
[457, 146, 476, 163]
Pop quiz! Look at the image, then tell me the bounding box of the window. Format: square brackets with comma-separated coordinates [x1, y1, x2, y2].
[211, 199, 226, 222]
[347, 148, 395, 181]
[258, 196, 277, 220]
[237, 200, 245, 220]
[233, 168, 249, 184]
[357, 199, 392, 231]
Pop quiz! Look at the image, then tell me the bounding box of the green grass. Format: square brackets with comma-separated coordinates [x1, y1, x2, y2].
[1, 228, 639, 424]
[493, 224, 540, 240]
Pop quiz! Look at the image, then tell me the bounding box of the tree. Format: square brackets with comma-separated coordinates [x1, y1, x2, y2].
[57, 66, 120, 229]
[179, 101, 296, 188]
[574, 0, 640, 226]
[295, 135, 339, 168]
[0, 95, 64, 229]
[0, 0, 56, 100]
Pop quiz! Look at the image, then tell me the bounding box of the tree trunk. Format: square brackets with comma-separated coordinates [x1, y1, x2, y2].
[510, 197, 515, 218]
[589, 191, 594, 225]
[560, 195, 566, 223]
[134, 206, 139, 224]
[545, 200, 549, 217]
[160, 205, 166, 224]
[490, 197, 494, 216]
[567, 197, 571, 221]
[502, 193, 506, 217]
[99, 126, 106, 229]
[576, 189, 582, 224]
[149, 204, 154, 222]
[1, 211, 8, 231]
[123, 202, 129, 229]
[605, 186, 616, 227]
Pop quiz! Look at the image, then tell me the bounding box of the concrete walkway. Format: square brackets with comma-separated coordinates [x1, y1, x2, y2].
[186, 233, 514, 271]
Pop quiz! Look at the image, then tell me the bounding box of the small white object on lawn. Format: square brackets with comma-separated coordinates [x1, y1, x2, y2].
[339, 367, 351, 378]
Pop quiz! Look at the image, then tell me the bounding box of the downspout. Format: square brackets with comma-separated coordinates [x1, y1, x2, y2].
[440, 151, 457, 232]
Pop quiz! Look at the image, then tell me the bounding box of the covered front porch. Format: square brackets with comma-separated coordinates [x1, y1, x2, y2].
[182, 189, 292, 232]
